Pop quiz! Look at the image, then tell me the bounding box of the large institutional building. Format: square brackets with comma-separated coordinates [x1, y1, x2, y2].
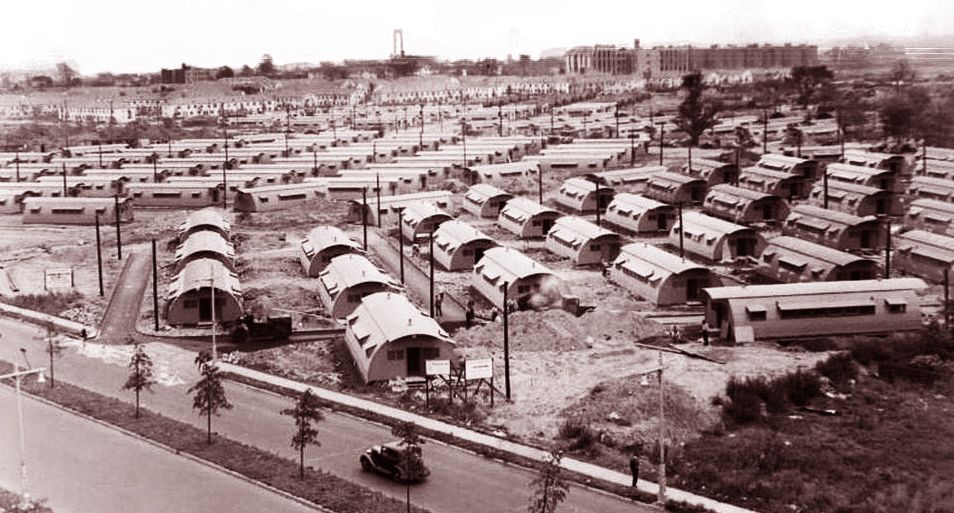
[564, 40, 818, 77]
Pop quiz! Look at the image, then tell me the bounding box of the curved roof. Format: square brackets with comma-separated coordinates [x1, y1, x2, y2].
[765, 236, 868, 267]
[168, 258, 242, 301]
[318, 254, 397, 296]
[757, 154, 816, 171]
[789, 205, 877, 227]
[500, 196, 560, 222]
[475, 246, 555, 283]
[433, 220, 497, 253]
[179, 208, 230, 236]
[560, 177, 614, 197]
[346, 292, 452, 358]
[302, 226, 361, 257]
[608, 193, 671, 213]
[175, 231, 235, 267]
[615, 242, 707, 277]
[548, 216, 620, 245]
[896, 230, 954, 264]
[465, 183, 513, 204]
[469, 161, 539, 176]
[826, 163, 892, 182]
[688, 158, 735, 171]
[707, 183, 774, 202]
[679, 211, 752, 237]
[704, 277, 927, 301]
[909, 198, 954, 214]
[401, 201, 452, 226]
[648, 171, 706, 187]
[813, 180, 884, 196]
[740, 166, 800, 181]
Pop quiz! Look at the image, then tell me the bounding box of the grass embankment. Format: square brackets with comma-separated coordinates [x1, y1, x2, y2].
[0, 291, 84, 317]
[667, 331, 954, 513]
[0, 361, 429, 513]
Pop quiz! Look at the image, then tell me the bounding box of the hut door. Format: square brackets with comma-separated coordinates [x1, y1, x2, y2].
[406, 347, 422, 377]
[657, 214, 668, 231]
[860, 230, 872, 249]
[875, 198, 887, 215]
[762, 204, 773, 221]
[541, 217, 555, 232]
[686, 278, 700, 301]
[198, 296, 212, 322]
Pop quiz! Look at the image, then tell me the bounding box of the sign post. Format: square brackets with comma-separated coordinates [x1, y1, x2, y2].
[425, 359, 450, 410]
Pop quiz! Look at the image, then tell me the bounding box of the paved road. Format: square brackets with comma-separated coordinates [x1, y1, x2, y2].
[366, 229, 466, 327]
[97, 251, 150, 343]
[0, 319, 652, 513]
[0, 388, 319, 513]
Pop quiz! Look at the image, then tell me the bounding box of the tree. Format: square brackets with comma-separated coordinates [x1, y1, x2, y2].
[122, 342, 156, 418]
[528, 450, 570, 513]
[834, 89, 870, 140]
[880, 86, 931, 145]
[188, 350, 232, 444]
[674, 72, 721, 169]
[392, 421, 425, 513]
[281, 389, 325, 479]
[889, 60, 917, 94]
[44, 327, 63, 388]
[257, 54, 276, 77]
[239, 65, 255, 77]
[215, 66, 235, 79]
[789, 65, 834, 107]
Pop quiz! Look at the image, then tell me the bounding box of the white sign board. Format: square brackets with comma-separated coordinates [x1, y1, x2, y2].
[425, 359, 450, 377]
[44, 268, 73, 291]
[465, 358, 493, 381]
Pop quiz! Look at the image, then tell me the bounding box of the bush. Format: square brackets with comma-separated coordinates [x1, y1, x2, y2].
[816, 353, 857, 385]
[1, 291, 83, 316]
[774, 370, 822, 407]
[850, 339, 891, 365]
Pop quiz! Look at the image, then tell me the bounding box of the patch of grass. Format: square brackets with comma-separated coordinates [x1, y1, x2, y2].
[815, 353, 857, 385]
[0, 361, 428, 513]
[1, 291, 84, 317]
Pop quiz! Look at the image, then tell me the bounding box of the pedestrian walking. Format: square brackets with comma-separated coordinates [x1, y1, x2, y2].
[629, 454, 640, 488]
[701, 319, 710, 346]
[434, 293, 443, 318]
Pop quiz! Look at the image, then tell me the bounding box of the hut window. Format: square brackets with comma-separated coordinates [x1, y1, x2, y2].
[462, 249, 473, 256]
[590, 244, 601, 251]
[884, 298, 907, 314]
[387, 349, 405, 361]
[51, 208, 84, 214]
[745, 304, 767, 321]
[422, 347, 441, 359]
[184, 299, 198, 309]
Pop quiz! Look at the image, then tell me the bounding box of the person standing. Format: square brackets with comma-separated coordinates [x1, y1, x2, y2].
[434, 293, 443, 318]
[629, 454, 640, 488]
[701, 319, 710, 346]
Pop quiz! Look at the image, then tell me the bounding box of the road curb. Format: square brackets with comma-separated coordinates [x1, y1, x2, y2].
[1, 384, 336, 513]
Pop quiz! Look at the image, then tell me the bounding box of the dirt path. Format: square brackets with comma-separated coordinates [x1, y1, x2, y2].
[97, 251, 150, 343]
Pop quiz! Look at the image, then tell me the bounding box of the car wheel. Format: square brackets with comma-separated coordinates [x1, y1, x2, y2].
[360, 456, 372, 472]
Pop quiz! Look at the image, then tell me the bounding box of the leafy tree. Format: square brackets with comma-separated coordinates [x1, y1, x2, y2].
[215, 66, 234, 79]
[889, 60, 917, 94]
[257, 54, 276, 77]
[879, 86, 931, 144]
[281, 389, 325, 479]
[188, 350, 232, 444]
[674, 72, 721, 169]
[528, 450, 570, 513]
[392, 421, 425, 512]
[238, 65, 255, 77]
[834, 90, 870, 140]
[44, 327, 63, 388]
[789, 65, 834, 107]
[122, 341, 156, 418]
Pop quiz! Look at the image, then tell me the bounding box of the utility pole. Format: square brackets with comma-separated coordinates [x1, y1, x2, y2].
[762, 108, 769, 155]
[152, 239, 159, 331]
[114, 195, 122, 260]
[538, 160, 543, 204]
[1, 363, 47, 504]
[498, 104, 503, 137]
[461, 117, 467, 170]
[398, 210, 405, 284]
[376, 174, 382, 227]
[210, 261, 217, 361]
[677, 203, 684, 258]
[502, 280, 511, 401]
[629, 132, 635, 167]
[549, 106, 554, 134]
[312, 147, 318, 174]
[14, 149, 20, 182]
[614, 103, 619, 138]
[222, 125, 229, 210]
[429, 231, 435, 317]
[595, 180, 601, 227]
[95, 213, 104, 296]
[840, 129, 846, 160]
[945, 268, 951, 329]
[922, 139, 928, 176]
[61, 162, 68, 197]
[361, 187, 368, 250]
[883, 216, 891, 278]
[656, 350, 667, 505]
[152, 158, 158, 183]
[657, 122, 665, 166]
[98, 142, 103, 168]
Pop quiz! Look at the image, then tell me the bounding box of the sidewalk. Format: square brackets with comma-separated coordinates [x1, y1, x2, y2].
[221, 363, 757, 513]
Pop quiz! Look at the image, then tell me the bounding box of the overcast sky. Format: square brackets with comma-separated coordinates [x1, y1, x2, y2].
[2, 0, 952, 74]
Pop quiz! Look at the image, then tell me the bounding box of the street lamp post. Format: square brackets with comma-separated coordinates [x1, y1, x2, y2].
[1, 363, 47, 504]
[656, 121, 666, 166]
